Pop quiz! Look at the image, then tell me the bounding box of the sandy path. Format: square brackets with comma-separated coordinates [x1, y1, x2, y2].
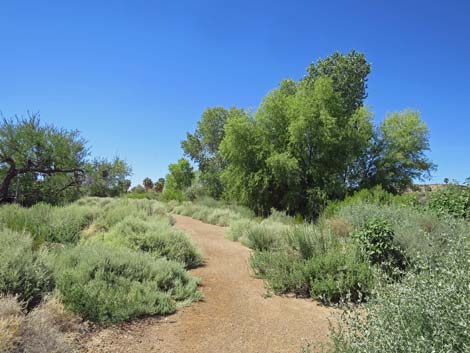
[81, 215, 335, 353]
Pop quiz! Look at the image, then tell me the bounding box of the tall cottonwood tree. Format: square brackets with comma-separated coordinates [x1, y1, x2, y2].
[181, 107, 245, 198]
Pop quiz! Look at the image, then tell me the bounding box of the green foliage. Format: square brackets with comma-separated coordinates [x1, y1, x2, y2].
[0, 113, 87, 205]
[0, 229, 53, 308]
[352, 219, 407, 278]
[427, 181, 470, 219]
[168, 199, 254, 226]
[327, 229, 470, 353]
[182, 107, 241, 198]
[84, 157, 132, 197]
[167, 158, 194, 190]
[47, 243, 201, 323]
[0, 203, 97, 245]
[250, 240, 373, 304]
[88, 215, 202, 269]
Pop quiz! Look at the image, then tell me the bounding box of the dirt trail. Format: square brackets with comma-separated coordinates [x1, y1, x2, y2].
[81, 215, 335, 353]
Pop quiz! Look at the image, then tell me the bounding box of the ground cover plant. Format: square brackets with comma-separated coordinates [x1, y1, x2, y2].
[0, 197, 202, 326]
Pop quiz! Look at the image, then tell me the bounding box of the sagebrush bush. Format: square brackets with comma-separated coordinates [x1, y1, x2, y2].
[48, 243, 201, 323]
[0, 229, 53, 308]
[89, 216, 203, 268]
[226, 219, 258, 241]
[326, 230, 470, 353]
[240, 222, 287, 251]
[251, 241, 373, 304]
[0, 203, 97, 244]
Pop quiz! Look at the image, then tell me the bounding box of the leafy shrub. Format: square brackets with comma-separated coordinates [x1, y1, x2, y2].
[48, 243, 201, 323]
[303, 243, 373, 304]
[0, 229, 53, 308]
[251, 242, 373, 304]
[250, 251, 309, 295]
[323, 186, 419, 218]
[0, 295, 83, 353]
[427, 182, 470, 219]
[327, 230, 470, 353]
[352, 218, 407, 278]
[337, 202, 460, 262]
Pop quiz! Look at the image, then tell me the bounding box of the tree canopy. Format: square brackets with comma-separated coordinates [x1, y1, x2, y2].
[0, 114, 132, 205]
[180, 50, 434, 218]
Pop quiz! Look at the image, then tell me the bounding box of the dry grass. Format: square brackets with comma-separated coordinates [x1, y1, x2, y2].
[0, 296, 85, 353]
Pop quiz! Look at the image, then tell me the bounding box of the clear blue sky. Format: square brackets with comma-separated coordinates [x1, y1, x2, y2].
[1, 0, 469, 186]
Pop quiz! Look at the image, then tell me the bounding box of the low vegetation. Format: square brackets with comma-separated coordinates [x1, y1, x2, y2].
[0, 295, 84, 353]
[0, 198, 202, 327]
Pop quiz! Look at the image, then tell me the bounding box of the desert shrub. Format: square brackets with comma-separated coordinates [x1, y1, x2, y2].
[303, 242, 373, 304]
[251, 242, 373, 304]
[47, 243, 201, 323]
[327, 231, 470, 353]
[0, 203, 97, 245]
[90, 216, 202, 269]
[266, 209, 298, 225]
[240, 222, 286, 251]
[226, 219, 258, 241]
[250, 251, 309, 295]
[286, 225, 336, 260]
[427, 182, 470, 219]
[336, 202, 461, 263]
[326, 217, 353, 237]
[352, 218, 407, 278]
[0, 295, 83, 353]
[0, 230, 53, 308]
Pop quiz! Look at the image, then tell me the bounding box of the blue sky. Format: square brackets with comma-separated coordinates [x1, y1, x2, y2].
[1, 0, 469, 186]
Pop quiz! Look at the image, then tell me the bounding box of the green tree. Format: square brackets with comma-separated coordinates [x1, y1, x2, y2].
[305, 50, 371, 117]
[181, 107, 244, 198]
[166, 158, 194, 191]
[0, 114, 87, 205]
[358, 110, 435, 193]
[143, 177, 154, 191]
[84, 157, 132, 197]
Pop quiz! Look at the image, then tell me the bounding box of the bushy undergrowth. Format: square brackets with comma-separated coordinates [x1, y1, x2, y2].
[168, 199, 254, 226]
[250, 226, 373, 304]
[0, 230, 53, 308]
[0, 295, 83, 353]
[0, 202, 98, 245]
[1, 197, 203, 325]
[87, 215, 202, 268]
[326, 229, 470, 353]
[426, 182, 470, 219]
[47, 243, 201, 323]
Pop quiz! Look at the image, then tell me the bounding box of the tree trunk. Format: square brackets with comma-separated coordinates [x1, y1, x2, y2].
[0, 163, 17, 203]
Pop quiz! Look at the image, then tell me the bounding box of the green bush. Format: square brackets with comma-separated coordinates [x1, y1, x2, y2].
[327, 230, 470, 352]
[250, 251, 309, 295]
[0, 229, 53, 308]
[0, 203, 97, 245]
[251, 242, 373, 304]
[240, 222, 285, 251]
[47, 243, 201, 323]
[427, 182, 470, 219]
[90, 216, 203, 269]
[352, 218, 407, 278]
